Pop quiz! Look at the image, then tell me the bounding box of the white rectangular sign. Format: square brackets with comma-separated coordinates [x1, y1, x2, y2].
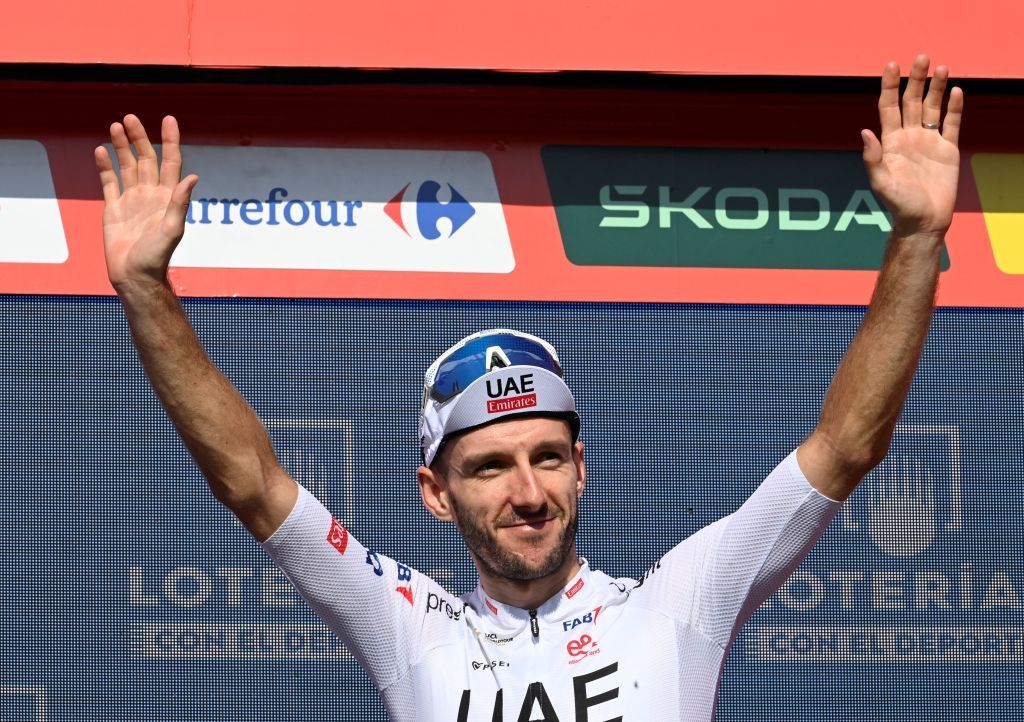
[169, 145, 514, 273]
[0, 140, 68, 263]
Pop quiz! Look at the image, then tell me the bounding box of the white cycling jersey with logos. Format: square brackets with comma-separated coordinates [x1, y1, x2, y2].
[262, 450, 839, 721]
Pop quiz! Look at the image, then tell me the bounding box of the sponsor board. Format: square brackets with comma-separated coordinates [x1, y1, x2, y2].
[750, 423, 1024, 666]
[130, 623, 351, 660]
[127, 419, 357, 667]
[972, 153, 1024, 274]
[542, 145, 950, 271]
[0, 141, 68, 264]
[157, 145, 514, 274]
[266, 418, 355, 526]
[754, 626, 1024, 662]
[3, 134, 1024, 306]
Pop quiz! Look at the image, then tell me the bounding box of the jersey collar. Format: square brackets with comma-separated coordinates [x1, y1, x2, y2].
[469, 557, 601, 632]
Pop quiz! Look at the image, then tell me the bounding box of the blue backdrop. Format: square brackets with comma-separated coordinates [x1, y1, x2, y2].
[0, 296, 1020, 721]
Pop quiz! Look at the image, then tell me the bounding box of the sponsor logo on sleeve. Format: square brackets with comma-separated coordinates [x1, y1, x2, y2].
[395, 562, 414, 605]
[365, 549, 383, 576]
[326, 518, 348, 554]
[633, 558, 662, 589]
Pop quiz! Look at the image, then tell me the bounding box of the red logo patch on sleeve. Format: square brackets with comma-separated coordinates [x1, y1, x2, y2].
[327, 518, 349, 555]
[396, 586, 414, 605]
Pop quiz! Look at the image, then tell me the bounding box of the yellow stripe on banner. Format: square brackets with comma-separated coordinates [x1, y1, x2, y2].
[972, 153, 1024, 274]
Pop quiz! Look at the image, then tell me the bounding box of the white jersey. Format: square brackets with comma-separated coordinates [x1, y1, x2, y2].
[262, 450, 839, 721]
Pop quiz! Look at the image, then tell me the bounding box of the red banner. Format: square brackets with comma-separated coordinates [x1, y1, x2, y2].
[3, 0, 1023, 79]
[1, 80, 1023, 307]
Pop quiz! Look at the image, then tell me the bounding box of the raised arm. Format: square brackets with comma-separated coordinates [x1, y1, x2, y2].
[95, 114, 297, 540]
[798, 55, 963, 501]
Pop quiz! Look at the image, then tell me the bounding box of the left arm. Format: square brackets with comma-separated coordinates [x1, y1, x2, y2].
[798, 55, 964, 501]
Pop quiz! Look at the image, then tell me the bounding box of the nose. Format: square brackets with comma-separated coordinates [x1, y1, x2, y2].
[508, 460, 546, 513]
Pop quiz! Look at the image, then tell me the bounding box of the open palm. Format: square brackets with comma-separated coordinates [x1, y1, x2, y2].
[95, 115, 198, 291]
[862, 56, 963, 237]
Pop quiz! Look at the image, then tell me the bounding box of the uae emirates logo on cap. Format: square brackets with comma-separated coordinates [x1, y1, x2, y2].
[485, 372, 538, 414]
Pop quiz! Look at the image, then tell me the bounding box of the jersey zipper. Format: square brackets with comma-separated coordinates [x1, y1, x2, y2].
[528, 609, 539, 638]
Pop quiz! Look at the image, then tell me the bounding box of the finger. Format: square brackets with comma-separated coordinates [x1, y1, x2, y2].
[901, 54, 930, 127]
[922, 65, 949, 129]
[161, 174, 199, 239]
[159, 115, 184, 189]
[942, 86, 964, 146]
[94, 146, 122, 205]
[124, 114, 160, 186]
[110, 121, 137, 189]
[877, 61, 902, 138]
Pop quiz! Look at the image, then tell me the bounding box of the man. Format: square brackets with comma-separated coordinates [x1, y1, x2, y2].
[95, 55, 962, 720]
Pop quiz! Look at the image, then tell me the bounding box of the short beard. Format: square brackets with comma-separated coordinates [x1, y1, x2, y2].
[450, 495, 579, 582]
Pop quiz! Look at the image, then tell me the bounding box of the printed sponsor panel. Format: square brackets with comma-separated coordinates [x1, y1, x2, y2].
[124, 419, 359, 676]
[0, 141, 68, 264]
[3, 134, 1024, 305]
[129, 623, 351, 661]
[167, 145, 514, 274]
[542, 145, 949, 270]
[2, 299, 1023, 718]
[754, 626, 1024, 662]
[972, 153, 1024, 274]
[746, 422, 1024, 676]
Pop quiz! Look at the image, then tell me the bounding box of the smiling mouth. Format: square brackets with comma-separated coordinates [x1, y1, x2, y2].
[503, 518, 555, 531]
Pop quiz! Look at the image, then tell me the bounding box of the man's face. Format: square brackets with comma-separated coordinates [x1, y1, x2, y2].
[428, 416, 585, 583]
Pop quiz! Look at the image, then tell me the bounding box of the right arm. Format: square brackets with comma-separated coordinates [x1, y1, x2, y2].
[96, 114, 296, 541]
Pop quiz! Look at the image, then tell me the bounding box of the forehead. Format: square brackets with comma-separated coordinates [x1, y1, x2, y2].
[446, 416, 573, 460]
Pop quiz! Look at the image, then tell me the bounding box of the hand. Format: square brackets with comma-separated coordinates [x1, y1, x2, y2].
[94, 115, 198, 292]
[862, 55, 963, 238]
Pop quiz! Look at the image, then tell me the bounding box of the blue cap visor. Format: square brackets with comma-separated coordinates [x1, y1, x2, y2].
[429, 334, 564, 404]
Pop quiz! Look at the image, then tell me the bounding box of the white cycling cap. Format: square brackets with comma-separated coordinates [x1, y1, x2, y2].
[419, 329, 580, 466]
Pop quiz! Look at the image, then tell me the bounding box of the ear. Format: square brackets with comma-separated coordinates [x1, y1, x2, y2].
[573, 441, 586, 498]
[418, 465, 454, 521]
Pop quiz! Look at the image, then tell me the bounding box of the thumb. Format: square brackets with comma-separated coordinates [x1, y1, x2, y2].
[860, 129, 886, 188]
[161, 174, 199, 242]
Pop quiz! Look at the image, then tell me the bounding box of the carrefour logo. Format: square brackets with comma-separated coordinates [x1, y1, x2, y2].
[186, 186, 363, 228]
[162, 145, 513, 273]
[385, 181, 475, 240]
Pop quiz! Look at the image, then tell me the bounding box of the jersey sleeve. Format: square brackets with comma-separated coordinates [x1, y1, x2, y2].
[260, 484, 440, 692]
[628, 449, 841, 649]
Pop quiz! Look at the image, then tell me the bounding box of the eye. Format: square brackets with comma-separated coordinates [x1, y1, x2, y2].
[475, 458, 505, 475]
[536, 450, 564, 466]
